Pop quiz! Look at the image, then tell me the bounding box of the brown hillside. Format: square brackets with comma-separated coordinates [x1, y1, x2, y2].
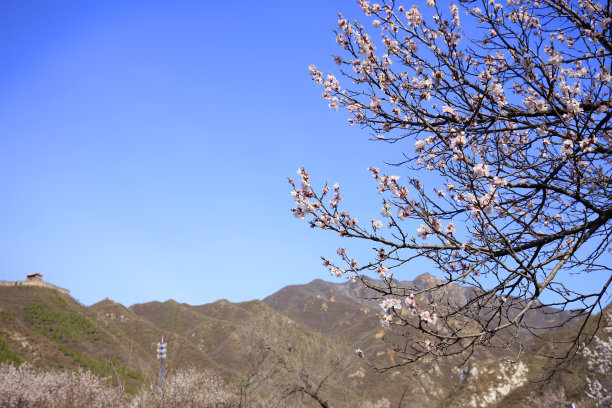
[0, 278, 603, 407]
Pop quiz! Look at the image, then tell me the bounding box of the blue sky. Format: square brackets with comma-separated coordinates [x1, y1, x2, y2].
[0, 0, 401, 306]
[0, 1, 609, 308]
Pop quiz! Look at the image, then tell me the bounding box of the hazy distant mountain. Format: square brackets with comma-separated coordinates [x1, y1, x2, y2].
[0, 274, 601, 407]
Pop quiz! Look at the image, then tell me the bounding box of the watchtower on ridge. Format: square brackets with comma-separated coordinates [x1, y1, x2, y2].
[26, 273, 43, 281]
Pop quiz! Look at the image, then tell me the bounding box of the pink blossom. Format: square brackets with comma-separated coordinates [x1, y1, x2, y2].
[548, 52, 563, 67]
[405, 293, 416, 309]
[493, 176, 508, 187]
[380, 297, 402, 313]
[451, 133, 467, 149]
[473, 163, 490, 177]
[414, 139, 427, 151]
[580, 137, 597, 152]
[329, 266, 345, 277]
[417, 224, 431, 239]
[560, 139, 574, 156]
[397, 207, 410, 220]
[377, 265, 389, 278]
[370, 97, 381, 109]
[596, 69, 612, 84]
[566, 98, 583, 116]
[405, 6, 423, 27]
[345, 217, 358, 227]
[520, 57, 535, 71]
[407, 40, 418, 53]
[380, 314, 393, 327]
[420, 310, 438, 326]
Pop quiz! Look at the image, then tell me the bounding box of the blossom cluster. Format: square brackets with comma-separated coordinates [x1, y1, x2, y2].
[378, 297, 402, 326]
[0, 363, 125, 408]
[419, 310, 438, 326]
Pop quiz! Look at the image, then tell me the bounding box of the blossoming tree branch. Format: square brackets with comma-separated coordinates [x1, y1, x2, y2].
[290, 0, 612, 370]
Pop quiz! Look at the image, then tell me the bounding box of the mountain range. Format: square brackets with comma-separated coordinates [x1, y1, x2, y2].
[0, 273, 605, 407]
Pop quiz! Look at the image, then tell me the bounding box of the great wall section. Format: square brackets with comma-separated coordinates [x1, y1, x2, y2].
[0, 274, 70, 296]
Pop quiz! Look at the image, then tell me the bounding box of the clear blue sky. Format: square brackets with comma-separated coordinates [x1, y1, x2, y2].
[0, 0, 400, 306]
[0, 1, 608, 308]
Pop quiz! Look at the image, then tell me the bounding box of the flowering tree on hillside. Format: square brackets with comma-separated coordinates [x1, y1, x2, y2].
[129, 368, 240, 408]
[291, 0, 612, 369]
[0, 363, 125, 408]
[583, 310, 612, 406]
